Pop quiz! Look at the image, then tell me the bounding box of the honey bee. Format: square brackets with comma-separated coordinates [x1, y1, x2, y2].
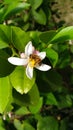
[29, 54, 42, 67]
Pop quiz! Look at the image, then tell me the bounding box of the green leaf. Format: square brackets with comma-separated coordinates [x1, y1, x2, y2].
[60, 119, 68, 130]
[29, 97, 43, 114]
[39, 30, 56, 44]
[36, 69, 63, 93]
[29, 0, 43, 10]
[13, 90, 32, 106]
[15, 106, 30, 115]
[33, 9, 46, 25]
[34, 0, 43, 10]
[50, 26, 73, 43]
[14, 119, 35, 130]
[37, 116, 58, 130]
[14, 119, 23, 130]
[3, 1, 19, 19]
[13, 83, 40, 106]
[0, 41, 9, 49]
[11, 26, 30, 51]
[57, 94, 72, 108]
[23, 122, 35, 130]
[4, 0, 19, 4]
[29, 31, 40, 46]
[0, 118, 5, 130]
[3, 2, 30, 19]
[28, 83, 40, 105]
[0, 25, 31, 51]
[0, 76, 11, 113]
[57, 50, 70, 68]
[0, 25, 11, 44]
[0, 50, 15, 77]
[10, 66, 35, 94]
[45, 48, 58, 67]
[46, 93, 58, 106]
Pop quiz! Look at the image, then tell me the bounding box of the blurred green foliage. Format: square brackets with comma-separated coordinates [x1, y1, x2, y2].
[0, 0, 73, 130]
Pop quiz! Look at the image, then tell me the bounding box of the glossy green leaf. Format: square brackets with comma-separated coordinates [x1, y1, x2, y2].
[10, 66, 35, 94]
[46, 92, 58, 106]
[0, 76, 11, 113]
[37, 116, 58, 130]
[45, 48, 58, 67]
[11, 26, 30, 51]
[33, 9, 46, 25]
[0, 50, 15, 77]
[50, 26, 73, 43]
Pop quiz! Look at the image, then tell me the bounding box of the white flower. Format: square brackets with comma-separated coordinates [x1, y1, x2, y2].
[8, 41, 51, 79]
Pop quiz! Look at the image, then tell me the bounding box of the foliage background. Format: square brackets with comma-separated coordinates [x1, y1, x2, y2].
[0, 0, 73, 130]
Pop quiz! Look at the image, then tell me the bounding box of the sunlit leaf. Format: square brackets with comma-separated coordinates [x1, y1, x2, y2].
[10, 66, 35, 94]
[50, 26, 73, 43]
[0, 76, 11, 113]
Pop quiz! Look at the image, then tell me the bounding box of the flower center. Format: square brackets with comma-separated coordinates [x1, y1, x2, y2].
[29, 54, 41, 67]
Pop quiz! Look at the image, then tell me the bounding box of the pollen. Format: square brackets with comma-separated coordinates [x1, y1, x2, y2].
[29, 54, 41, 67]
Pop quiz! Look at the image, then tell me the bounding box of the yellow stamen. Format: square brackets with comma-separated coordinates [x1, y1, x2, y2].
[29, 54, 41, 67]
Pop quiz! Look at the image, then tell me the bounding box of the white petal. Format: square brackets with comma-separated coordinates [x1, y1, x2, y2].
[36, 64, 51, 71]
[8, 57, 28, 66]
[37, 52, 46, 60]
[25, 41, 34, 56]
[26, 65, 33, 79]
